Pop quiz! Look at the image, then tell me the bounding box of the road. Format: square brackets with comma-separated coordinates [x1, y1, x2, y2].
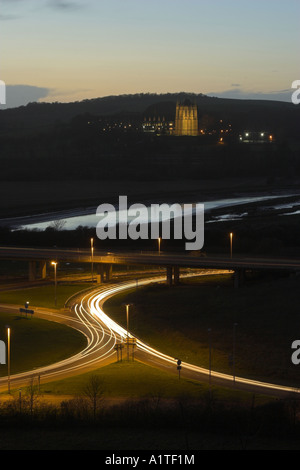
[0, 270, 299, 398]
[0, 287, 118, 392]
[1, 246, 300, 273]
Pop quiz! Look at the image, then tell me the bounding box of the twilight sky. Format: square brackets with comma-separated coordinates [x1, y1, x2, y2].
[0, 0, 299, 108]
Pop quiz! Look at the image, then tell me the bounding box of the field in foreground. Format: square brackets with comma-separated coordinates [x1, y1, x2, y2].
[103, 273, 300, 387]
[0, 362, 299, 451]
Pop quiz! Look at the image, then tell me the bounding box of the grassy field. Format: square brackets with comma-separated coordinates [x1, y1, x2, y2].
[103, 272, 300, 387]
[39, 361, 205, 398]
[0, 283, 94, 310]
[19, 360, 271, 411]
[0, 311, 87, 376]
[40, 360, 269, 403]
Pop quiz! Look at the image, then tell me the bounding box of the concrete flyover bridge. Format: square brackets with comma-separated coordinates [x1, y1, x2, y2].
[0, 246, 300, 287]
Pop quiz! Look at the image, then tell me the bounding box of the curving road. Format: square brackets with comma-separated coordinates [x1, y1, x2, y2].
[0, 270, 299, 398]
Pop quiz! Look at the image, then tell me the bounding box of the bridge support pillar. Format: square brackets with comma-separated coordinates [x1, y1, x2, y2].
[28, 261, 37, 281]
[166, 267, 180, 286]
[96, 264, 105, 283]
[105, 264, 113, 282]
[96, 264, 113, 283]
[173, 266, 180, 285]
[39, 261, 47, 279]
[234, 268, 245, 289]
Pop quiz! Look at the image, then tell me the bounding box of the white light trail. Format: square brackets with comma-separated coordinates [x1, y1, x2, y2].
[88, 272, 300, 396]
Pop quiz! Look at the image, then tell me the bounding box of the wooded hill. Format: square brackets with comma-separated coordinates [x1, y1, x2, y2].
[0, 92, 299, 141]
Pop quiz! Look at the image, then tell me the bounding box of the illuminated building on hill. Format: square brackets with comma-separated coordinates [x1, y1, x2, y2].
[174, 100, 198, 136]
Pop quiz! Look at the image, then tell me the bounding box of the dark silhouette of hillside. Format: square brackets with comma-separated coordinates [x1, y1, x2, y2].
[0, 92, 299, 192]
[0, 92, 299, 140]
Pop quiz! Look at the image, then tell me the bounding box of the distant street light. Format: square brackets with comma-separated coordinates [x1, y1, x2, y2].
[51, 261, 58, 307]
[158, 237, 161, 255]
[230, 232, 233, 258]
[7, 326, 10, 394]
[91, 238, 94, 282]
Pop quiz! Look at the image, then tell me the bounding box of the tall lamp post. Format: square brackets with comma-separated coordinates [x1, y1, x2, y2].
[90, 238, 94, 282]
[124, 303, 133, 361]
[158, 237, 161, 255]
[51, 261, 57, 307]
[7, 326, 10, 394]
[230, 232, 233, 258]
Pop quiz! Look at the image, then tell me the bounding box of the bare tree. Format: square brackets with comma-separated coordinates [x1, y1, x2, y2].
[48, 219, 66, 231]
[25, 377, 39, 416]
[83, 374, 105, 420]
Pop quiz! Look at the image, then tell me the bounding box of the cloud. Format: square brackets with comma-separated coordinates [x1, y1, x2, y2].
[208, 87, 293, 103]
[0, 0, 22, 19]
[0, 13, 21, 20]
[0, 85, 52, 109]
[48, 87, 92, 98]
[0, 0, 82, 5]
[47, 0, 83, 10]
[0, 0, 85, 15]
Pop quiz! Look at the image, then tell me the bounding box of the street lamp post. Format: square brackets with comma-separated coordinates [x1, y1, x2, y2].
[91, 238, 94, 282]
[51, 261, 57, 307]
[230, 232, 233, 258]
[158, 237, 161, 255]
[7, 327, 10, 394]
[124, 303, 133, 361]
[126, 304, 130, 361]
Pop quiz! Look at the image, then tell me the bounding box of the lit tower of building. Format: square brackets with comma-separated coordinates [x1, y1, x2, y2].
[175, 99, 198, 136]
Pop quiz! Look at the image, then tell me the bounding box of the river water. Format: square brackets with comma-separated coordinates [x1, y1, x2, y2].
[15, 193, 300, 231]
